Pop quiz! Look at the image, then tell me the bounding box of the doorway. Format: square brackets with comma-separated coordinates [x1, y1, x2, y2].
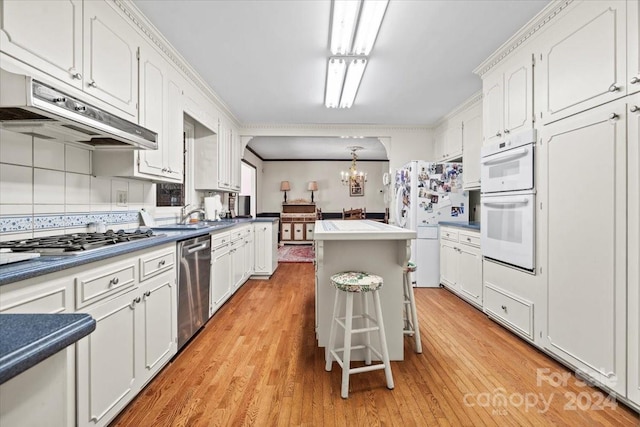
[240, 160, 257, 218]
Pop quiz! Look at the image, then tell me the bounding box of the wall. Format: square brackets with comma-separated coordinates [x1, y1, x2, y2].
[0, 129, 155, 241]
[261, 160, 388, 213]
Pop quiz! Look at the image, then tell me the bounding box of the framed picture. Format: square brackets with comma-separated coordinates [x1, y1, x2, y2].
[349, 176, 365, 196]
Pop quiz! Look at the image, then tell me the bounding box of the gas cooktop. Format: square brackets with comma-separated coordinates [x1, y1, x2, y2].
[0, 229, 161, 255]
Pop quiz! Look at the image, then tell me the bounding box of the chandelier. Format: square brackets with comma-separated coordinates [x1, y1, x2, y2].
[340, 146, 368, 185]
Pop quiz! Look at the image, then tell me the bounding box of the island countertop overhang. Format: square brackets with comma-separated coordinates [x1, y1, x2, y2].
[313, 220, 416, 241]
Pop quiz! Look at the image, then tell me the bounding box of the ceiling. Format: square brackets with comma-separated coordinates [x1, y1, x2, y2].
[132, 0, 550, 159]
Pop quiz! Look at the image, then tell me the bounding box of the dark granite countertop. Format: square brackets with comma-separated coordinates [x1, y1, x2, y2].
[0, 219, 265, 286]
[0, 313, 96, 384]
[439, 221, 481, 231]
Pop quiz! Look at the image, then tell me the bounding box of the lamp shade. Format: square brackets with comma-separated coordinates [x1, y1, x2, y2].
[308, 181, 318, 191]
[280, 181, 291, 191]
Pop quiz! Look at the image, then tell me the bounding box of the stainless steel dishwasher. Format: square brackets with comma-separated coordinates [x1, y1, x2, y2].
[177, 235, 211, 349]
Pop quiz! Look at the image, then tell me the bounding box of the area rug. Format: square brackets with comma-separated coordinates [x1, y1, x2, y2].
[278, 245, 314, 263]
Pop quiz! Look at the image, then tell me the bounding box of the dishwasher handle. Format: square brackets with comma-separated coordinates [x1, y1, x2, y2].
[186, 242, 210, 254]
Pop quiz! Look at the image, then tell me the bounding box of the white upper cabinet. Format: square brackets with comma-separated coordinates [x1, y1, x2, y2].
[0, 0, 83, 89]
[433, 121, 462, 161]
[537, 0, 627, 125]
[629, 0, 640, 95]
[83, 0, 139, 118]
[482, 52, 534, 145]
[461, 99, 482, 189]
[138, 44, 183, 182]
[0, 0, 139, 119]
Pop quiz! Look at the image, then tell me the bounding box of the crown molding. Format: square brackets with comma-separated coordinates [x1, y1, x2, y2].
[113, 0, 239, 125]
[473, 0, 575, 77]
[433, 91, 483, 127]
[239, 123, 430, 136]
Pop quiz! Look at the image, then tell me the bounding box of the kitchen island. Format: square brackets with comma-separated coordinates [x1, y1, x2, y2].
[314, 220, 416, 361]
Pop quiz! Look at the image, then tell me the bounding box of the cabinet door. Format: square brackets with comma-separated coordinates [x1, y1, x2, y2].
[541, 98, 627, 394]
[281, 222, 292, 241]
[537, 0, 627, 125]
[244, 234, 254, 279]
[210, 245, 231, 315]
[77, 289, 139, 427]
[482, 71, 504, 145]
[627, 93, 640, 405]
[305, 223, 315, 241]
[165, 74, 184, 181]
[629, 0, 640, 95]
[457, 245, 482, 306]
[502, 55, 533, 136]
[217, 120, 231, 189]
[433, 124, 446, 161]
[293, 223, 305, 241]
[138, 45, 166, 177]
[444, 122, 463, 160]
[462, 102, 482, 189]
[83, 0, 139, 118]
[231, 240, 244, 292]
[439, 240, 458, 288]
[230, 129, 242, 191]
[0, 0, 83, 89]
[253, 225, 270, 273]
[138, 273, 176, 385]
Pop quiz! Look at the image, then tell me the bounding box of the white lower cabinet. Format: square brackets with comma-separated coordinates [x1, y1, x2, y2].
[76, 245, 177, 427]
[439, 227, 482, 308]
[244, 228, 255, 281]
[253, 221, 279, 278]
[230, 237, 245, 293]
[539, 97, 628, 395]
[77, 288, 138, 427]
[210, 232, 231, 316]
[628, 93, 640, 407]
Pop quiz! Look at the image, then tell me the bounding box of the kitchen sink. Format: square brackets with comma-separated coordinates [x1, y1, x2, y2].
[152, 220, 227, 230]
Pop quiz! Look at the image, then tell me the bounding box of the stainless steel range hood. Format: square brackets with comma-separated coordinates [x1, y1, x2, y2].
[0, 69, 157, 150]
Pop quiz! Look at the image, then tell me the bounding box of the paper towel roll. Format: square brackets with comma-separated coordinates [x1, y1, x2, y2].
[204, 195, 222, 220]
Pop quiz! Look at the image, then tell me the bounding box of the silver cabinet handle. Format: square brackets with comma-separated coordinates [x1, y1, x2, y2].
[609, 113, 619, 120]
[88, 80, 97, 88]
[495, 131, 502, 137]
[53, 97, 67, 103]
[109, 277, 119, 286]
[631, 77, 639, 85]
[503, 129, 510, 134]
[608, 84, 619, 92]
[75, 105, 87, 112]
[158, 259, 166, 266]
[130, 296, 141, 309]
[501, 305, 507, 311]
[144, 291, 151, 297]
[631, 105, 639, 113]
[72, 72, 82, 80]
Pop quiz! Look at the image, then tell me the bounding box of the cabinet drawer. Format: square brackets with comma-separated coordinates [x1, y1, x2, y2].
[459, 231, 480, 248]
[211, 232, 231, 248]
[0, 276, 73, 314]
[484, 284, 533, 340]
[140, 248, 175, 282]
[75, 262, 136, 309]
[441, 228, 458, 242]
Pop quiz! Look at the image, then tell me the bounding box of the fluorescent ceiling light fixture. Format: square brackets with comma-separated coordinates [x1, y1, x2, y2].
[339, 59, 367, 108]
[330, 0, 359, 55]
[325, 58, 347, 108]
[352, 0, 389, 55]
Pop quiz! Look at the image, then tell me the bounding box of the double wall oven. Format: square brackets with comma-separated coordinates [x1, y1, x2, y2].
[480, 129, 536, 271]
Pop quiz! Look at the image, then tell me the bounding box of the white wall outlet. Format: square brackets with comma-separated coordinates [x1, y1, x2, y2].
[116, 190, 128, 206]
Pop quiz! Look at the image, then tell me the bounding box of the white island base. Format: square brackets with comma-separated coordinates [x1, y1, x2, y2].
[314, 220, 416, 361]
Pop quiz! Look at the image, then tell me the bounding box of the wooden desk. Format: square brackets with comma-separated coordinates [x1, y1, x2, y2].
[314, 220, 416, 360]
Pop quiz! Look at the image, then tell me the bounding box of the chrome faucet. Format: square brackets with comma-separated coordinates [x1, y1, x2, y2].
[180, 205, 205, 224]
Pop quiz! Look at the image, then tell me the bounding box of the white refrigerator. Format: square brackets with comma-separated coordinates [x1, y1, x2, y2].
[394, 160, 468, 287]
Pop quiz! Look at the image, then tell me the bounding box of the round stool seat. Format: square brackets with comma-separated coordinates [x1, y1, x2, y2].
[330, 271, 383, 292]
[404, 262, 417, 273]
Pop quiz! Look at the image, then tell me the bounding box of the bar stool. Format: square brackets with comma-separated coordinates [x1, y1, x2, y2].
[325, 271, 394, 399]
[403, 262, 423, 353]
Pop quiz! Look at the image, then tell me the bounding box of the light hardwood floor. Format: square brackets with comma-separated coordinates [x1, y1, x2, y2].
[112, 263, 639, 426]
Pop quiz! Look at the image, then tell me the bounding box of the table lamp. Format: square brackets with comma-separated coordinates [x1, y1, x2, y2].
[280, 181, 291, 203]
[308, 181, 318, 203]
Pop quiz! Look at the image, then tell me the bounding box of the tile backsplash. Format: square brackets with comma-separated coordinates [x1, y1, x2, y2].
[0, 129, 156, 241]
